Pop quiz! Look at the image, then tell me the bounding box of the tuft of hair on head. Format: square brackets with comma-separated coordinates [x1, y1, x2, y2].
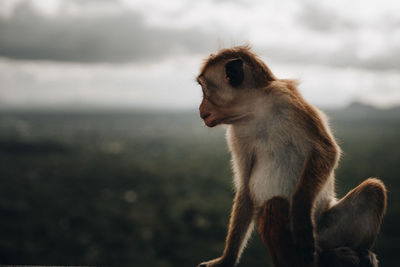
[199, 45, 277, 87]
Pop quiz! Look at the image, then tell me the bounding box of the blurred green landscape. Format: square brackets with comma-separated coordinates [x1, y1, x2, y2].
[0, 103, 399, 267]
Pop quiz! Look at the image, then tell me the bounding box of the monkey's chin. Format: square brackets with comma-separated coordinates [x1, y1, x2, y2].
[204, 118, 219, 127]
[203, 114, 224, 127]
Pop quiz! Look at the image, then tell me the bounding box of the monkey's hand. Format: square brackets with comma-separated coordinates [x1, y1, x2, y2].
[197, 257, 233, 267]
[290, 214, 315, 266]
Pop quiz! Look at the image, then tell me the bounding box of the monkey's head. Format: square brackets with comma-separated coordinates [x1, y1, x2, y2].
[197, 46, 276, 127]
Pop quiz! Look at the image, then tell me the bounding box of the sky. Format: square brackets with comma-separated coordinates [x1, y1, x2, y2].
[1, 0, 400, 109]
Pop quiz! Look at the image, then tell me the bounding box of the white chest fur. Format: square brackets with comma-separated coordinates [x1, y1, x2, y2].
[226, 116, 311, 208]
[249, 147, 302, 207]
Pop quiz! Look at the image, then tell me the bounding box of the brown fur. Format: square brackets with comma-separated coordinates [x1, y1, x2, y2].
[258, 197, 298, 267]
[316, 178, 387, 251]
[258, 196, 382, 267]
[222, 188, 254, 265]
[196, 46, 387, 267]
[199, 45, 276, 86]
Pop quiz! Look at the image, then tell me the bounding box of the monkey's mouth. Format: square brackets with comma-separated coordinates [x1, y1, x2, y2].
[203, 114, 252, 127]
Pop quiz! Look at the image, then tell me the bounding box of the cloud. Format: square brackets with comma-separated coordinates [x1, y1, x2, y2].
[2, 0, 400, 110]
[256, 40, 400, 71]
[1, 0, 400, 71]
[2, 56, 400, 109]
[0, 55, 203, 108]
[0, 1, 216, 63]
[288, 0, 400, 70]
[297, 2, 349, 32]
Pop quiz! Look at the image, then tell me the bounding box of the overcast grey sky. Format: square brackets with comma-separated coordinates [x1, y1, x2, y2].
[1, 0, 400, 109]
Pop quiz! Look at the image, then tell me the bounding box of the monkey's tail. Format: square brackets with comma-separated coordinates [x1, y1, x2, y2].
[317, 247, 378, 267]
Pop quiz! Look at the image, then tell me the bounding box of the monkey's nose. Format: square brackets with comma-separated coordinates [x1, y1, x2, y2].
[200, 112, 211, 120]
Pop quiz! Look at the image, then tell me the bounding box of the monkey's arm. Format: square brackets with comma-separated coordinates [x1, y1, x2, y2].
[198, 189, 254, 267]
[290, 145, 337, 265]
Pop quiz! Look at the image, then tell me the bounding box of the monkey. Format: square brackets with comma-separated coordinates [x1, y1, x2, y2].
[195, 46, 386, 267]
[258, 196, 381, 267]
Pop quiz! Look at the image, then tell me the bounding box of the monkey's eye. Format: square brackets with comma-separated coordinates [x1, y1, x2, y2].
[203, 86, 215, 99]
[202, 87, 208, 98]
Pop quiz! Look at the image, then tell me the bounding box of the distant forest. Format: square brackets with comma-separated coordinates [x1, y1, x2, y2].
[0, 103, 399, 266]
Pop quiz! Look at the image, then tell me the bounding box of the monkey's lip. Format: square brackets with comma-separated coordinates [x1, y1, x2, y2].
[203, 116, 220, 127]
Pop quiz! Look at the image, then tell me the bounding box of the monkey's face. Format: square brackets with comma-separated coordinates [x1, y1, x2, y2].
[197, 58, 255, 127]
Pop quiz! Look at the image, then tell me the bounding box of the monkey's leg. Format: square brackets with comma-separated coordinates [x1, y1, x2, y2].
[258, 197, 299, 267]
[257, 197, 378, 267]
[316, 178, 387, 252]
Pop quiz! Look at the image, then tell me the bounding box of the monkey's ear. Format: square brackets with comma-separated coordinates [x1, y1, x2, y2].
[225, 58, 244, 87]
